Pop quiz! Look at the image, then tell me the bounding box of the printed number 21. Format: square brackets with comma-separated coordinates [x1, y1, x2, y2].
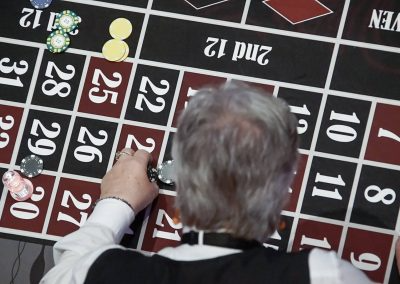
[152, 209, 182, 241]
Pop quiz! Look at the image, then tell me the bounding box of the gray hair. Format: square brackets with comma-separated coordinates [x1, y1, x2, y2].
[172, 82, 298, 241]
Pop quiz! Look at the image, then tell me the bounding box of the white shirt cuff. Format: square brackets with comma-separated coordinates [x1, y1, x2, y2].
[85, 198, 135, 241]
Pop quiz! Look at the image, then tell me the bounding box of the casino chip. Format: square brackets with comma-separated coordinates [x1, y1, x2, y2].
[109, 18, 132, 40]
[147, 165, 158, 183]
[117, 41, 129, 62]
[30, 0, 53, 9]
[157, 160, 175, 185]
[20, 155, 43, 178]
[47, 30, 70, 53]
[102, 39, 127, 62]
[55, 10, 80, 33]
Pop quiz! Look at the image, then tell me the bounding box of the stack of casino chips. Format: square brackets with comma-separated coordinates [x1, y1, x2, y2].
[102, 18, 132, 62]
[46, 10, 82, 53]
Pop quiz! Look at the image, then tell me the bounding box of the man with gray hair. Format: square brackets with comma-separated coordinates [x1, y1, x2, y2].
[41, 83, 371, 283]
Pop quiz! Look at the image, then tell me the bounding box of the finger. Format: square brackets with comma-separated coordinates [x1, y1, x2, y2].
[133, 149, 152, 169]
[121, 147, 135, 155]
[149, 181, 160, 199]
[115, 148, 135, 163]
[152, 184, 160, 198]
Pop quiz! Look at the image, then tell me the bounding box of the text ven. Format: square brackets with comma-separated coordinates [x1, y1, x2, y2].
[368, 9, 400, 32]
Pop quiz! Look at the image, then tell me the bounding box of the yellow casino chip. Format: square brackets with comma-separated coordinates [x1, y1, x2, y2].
[102, 39, 127, 62]
[116, 41, 129, 62]
[109, 18, 132, 40]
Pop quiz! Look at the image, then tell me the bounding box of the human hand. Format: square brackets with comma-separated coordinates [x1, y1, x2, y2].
[101, 148, 159, 213]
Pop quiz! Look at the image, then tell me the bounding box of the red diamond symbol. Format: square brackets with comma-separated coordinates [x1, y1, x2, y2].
[263, 0, 333, 25]
[185, 0, 229, 10]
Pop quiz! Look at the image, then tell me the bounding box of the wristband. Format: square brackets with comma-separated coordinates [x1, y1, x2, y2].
[94, 196, 135, 213]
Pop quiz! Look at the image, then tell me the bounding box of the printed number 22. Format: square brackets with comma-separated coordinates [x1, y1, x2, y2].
[135, 76, 169, 113]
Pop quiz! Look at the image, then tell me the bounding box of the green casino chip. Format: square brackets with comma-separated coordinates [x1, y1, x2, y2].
[54, 10, 80, 33]
[46, 30, 70, 53]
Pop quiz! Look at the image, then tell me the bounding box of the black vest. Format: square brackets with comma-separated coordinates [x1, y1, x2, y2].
[85, 247, 310, 284]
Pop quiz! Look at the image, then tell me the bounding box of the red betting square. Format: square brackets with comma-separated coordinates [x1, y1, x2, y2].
[263, 0, 333, 25]
[342, 228, 393, 283]
[0, 174, 55, 233]
[46, 178, 100, 236]
[79, 57, 133, 118]
[292, 219, 342, 252]
[172, 72, 226, 127]
[365, 103, 400, 166]
[285, 154, 308, 212]
[141, 193, 182, 252]
[117, 124, 165, 166]
[0, 105, 23, 163]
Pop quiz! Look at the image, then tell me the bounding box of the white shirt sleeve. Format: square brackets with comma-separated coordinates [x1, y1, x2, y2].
[40, 199, 375, 284]
[309, 248, 373, 284]
[40, 198, 135, 284]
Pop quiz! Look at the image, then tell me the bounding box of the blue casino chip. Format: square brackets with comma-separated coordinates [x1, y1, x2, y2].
[30, 0, 53, 9]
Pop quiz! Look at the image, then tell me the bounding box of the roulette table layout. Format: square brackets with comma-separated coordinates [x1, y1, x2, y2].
[0, 0, 399, 282]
